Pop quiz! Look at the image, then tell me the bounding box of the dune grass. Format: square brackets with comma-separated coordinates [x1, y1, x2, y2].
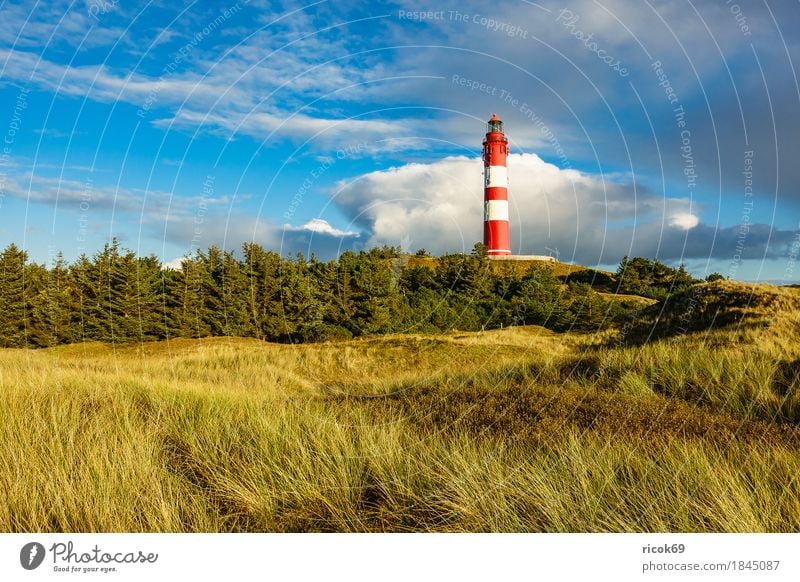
[2, 298, 799, 533]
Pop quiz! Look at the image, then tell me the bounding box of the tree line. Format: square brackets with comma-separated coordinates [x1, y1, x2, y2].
[0, 240, 700, 348]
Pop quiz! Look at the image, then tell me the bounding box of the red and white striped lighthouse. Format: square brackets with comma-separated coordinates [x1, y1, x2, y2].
[483, 114, 511, 256]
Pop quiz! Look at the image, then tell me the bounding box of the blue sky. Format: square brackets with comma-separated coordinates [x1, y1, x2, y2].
[1, 0, 799, 281]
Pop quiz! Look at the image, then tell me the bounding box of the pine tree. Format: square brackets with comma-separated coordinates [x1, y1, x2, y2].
[107, 248, 141, 341]
[0, 241, 642, 347]
[70, 254, 98, 342]
[334, 251, 359, 333]
[218, 249, 249, 337]
[176, 253, 212, 338]
[279, 253, 323, 341]
[308, 254, 348, 340]
[242, 243, 284, 340]
[200, 246, 226, 336]
[158, 264, 185, 339]
[132, 255, 167, 341]
[69, 239, 164, 343]
[28, 253, 78, 346]
[0, 244, 30, 347]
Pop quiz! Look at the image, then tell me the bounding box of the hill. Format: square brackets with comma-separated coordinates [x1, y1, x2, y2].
[2, 288, 799, 532]
[401, 254, 607, 279]
[621, 279, 800, 346]
[3, 241, 799, 532]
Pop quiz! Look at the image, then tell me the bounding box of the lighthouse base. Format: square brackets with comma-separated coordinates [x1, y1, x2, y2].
[488, 255, 557, 262]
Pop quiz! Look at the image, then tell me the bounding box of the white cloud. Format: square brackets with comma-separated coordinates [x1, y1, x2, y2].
[5, 172, 229, 217]
[156, 109, 415, 148]
[289, 218, 357, 237]
[668, 212, 700, 230]
[331, 153, 698, 263]
[0, 43, 428, 153]
[158, 214, 359, 261]
[0, 2, 127, 50]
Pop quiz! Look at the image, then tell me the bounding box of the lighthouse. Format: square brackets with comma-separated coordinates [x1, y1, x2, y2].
[483, 114, 511, 256]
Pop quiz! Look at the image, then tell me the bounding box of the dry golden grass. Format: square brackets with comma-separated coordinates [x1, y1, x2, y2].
[1, 283, 799, 532]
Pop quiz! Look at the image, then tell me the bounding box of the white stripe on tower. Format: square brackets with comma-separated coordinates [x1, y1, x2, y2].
[484, 166, 508, 188]
[484, 200, 509, 222]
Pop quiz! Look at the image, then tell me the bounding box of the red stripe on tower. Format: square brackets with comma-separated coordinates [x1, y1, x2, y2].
[483, 113, 511, 256]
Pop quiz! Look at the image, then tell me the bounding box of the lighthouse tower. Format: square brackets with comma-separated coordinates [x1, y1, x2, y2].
[483, 114, 511, 256]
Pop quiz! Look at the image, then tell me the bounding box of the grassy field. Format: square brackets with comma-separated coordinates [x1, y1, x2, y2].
[1, 281, 799, 532]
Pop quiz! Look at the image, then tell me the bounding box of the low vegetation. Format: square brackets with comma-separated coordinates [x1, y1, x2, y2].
[0, 241, 692, 348]
[1, 279, 799, 532]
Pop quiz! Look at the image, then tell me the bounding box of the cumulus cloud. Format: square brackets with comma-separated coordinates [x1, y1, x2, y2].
[329, 153, 800, 266]
[331, 153, 704, 264]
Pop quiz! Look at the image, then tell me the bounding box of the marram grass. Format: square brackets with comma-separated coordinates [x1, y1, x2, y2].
[1, 323, 798, 532]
